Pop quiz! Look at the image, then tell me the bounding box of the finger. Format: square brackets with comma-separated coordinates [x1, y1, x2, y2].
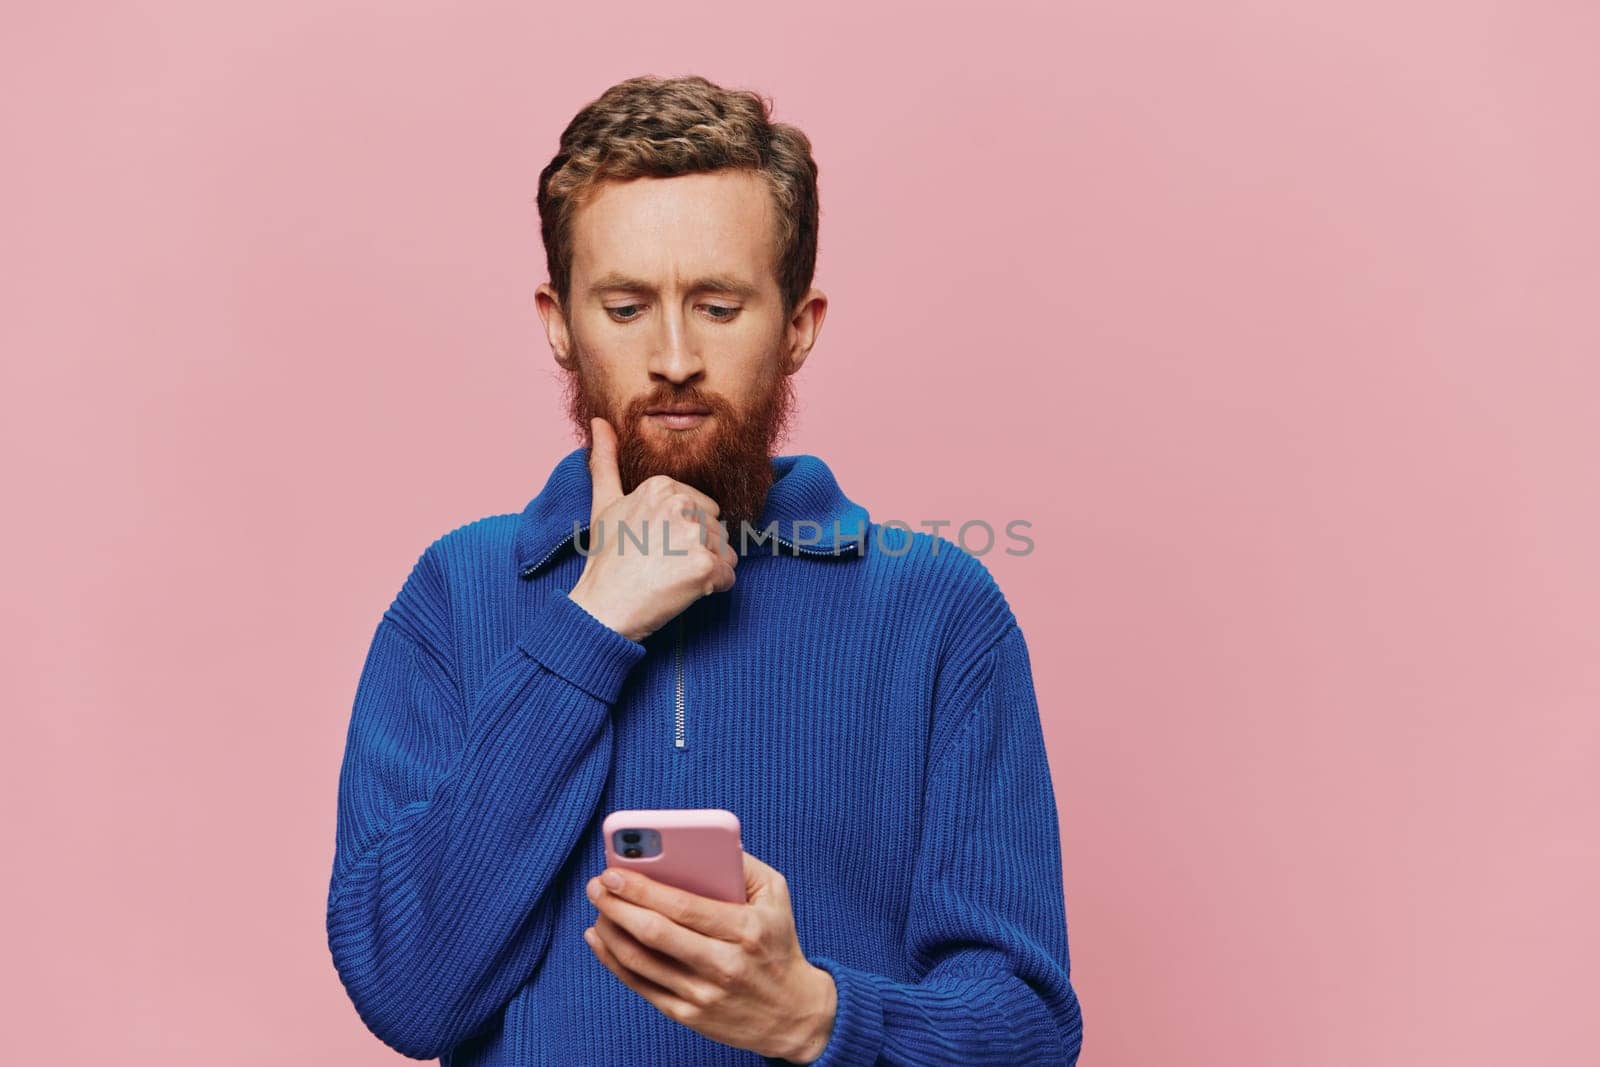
[675, 511, 722, 552]
[583, 925, 696, 1018]
[710, 557, 736, 594]
[680, 514, 731, 559]
[588, 418, 624, 519]
[592, 869, 749, 945]
[696, 516, 728, 553]
[666, 485, 722, 523]
[590, 882, 733, 971]
[668, 516, 727, 562]
[592, 915, 719, 1004]
[742, 851, 763, 901]
[740, 850, 787, 908]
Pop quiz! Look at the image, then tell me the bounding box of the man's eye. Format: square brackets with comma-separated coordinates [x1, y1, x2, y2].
[702, 305, 740, 321]
[607, 304, 644, 322]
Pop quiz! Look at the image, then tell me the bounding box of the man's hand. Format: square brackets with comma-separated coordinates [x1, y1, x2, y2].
[567, 416, 739, 642]
[582, 851, 838, 1063]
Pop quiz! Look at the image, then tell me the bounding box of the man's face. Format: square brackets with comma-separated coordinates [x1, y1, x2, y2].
[536, 169, 825, 527]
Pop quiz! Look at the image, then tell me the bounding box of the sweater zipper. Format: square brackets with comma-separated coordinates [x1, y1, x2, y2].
[769, 534, 863, 557]
[524, 526, 862, 755]
[664, 533, 861, 750]
[672, 614, 686, 750]
[519, 523, 588, 579]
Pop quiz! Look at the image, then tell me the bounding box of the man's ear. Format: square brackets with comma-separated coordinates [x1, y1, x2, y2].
[783, 287, 828, 375]
[535, 282, 577, 370]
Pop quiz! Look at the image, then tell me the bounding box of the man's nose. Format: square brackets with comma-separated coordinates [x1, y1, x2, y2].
[646, 305, 705, 384]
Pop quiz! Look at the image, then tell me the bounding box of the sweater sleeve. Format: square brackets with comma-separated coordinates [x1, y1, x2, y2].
[794, 622, 1084, 1066]
[325, 560, 646, 1060]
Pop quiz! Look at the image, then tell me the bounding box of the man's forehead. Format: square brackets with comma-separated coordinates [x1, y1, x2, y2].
[569, 171, 778, 290]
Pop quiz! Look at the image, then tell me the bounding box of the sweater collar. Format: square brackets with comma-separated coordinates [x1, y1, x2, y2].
[514, 447, 871, 577]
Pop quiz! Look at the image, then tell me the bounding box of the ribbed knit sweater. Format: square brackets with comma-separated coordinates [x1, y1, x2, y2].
[326, 447, 1084, 1065]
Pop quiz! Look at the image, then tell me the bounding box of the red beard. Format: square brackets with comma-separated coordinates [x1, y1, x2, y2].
[562, 362, 797, 529]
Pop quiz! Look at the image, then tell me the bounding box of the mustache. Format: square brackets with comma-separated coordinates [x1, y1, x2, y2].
[622, 385, 735, 423]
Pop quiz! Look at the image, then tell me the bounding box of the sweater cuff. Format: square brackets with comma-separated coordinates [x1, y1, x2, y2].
[515, 592, 646, 705]
[794, 957, 886, 1067]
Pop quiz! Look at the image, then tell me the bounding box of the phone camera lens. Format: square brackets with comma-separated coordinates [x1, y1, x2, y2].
[622, 831, 641, 845]
[623, 847, 642, 858]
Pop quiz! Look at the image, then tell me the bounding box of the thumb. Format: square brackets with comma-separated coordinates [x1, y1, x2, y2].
[741, 850, 788, 907]
[588, 417, 624, 520]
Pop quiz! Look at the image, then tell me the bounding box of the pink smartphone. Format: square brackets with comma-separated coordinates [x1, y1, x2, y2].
[601, 808, 746, 904]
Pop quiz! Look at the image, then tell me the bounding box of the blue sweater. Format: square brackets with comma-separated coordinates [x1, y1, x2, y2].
[326, 448, 1084, 1065]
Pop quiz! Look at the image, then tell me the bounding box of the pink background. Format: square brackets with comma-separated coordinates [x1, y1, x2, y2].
[4, 2, 1596, 1064]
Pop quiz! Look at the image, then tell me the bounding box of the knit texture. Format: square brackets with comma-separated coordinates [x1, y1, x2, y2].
[326, 448, 1083, 1065]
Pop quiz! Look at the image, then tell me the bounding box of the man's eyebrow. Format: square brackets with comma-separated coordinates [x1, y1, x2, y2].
[586, 273, 761, 299]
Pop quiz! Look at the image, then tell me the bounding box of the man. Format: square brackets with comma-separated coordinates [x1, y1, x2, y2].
[326, 74, 1083, 1065]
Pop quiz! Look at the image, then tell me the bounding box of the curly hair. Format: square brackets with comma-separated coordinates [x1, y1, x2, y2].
[536, 74, 820, 315]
